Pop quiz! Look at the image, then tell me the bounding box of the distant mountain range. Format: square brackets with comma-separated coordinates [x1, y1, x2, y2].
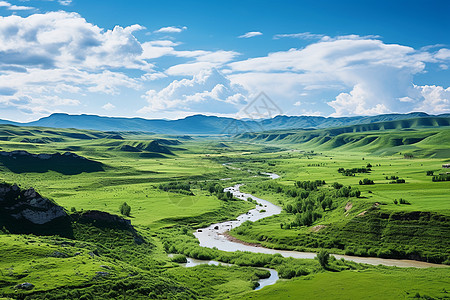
[1, 112, 449, 134]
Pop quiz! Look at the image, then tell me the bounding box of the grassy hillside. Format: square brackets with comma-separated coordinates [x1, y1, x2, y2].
[0, 124, 449, 299]
[236, 116, 450, 158]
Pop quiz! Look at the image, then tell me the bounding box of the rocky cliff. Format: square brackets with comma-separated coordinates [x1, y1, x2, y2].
[0, 183, 71, 235]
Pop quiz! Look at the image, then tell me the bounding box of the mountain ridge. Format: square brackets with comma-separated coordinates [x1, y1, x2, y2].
[0, 112, 446, 134]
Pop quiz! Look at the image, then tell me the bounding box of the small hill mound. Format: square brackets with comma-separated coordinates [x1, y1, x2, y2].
[71, 210, 145, 245]
[0, 150, 104, 175]
[117, 140, 175, 155]
[119, 145, 142, 152]
[214, 142, 230, 148]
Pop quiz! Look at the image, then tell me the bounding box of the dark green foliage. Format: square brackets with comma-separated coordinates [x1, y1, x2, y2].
[332, 182, 343, 189]
[159, 182, 194, 195]
[432, 174, 450, 182]
[338, 167, 370, 176]
[119, 202, 131, 217]
[171, 254, 188, 263]
[316, 250, 330, 268]
[426, 170, 434, 176]
[391, 179, 406, 184]
[198, 182, 234, 201]
[398, 198, 410, 205]
[359, 178, 374, 185]
[404, 153, 414, 159]
[295, 180, 325, 191]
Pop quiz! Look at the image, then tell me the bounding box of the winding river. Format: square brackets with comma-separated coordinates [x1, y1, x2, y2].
[194, 171, 446, 269]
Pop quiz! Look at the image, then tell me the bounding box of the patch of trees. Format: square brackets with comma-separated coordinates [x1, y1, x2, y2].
[359, 178, 374, 185]
[403, 153, 414, 159]
[393, 198, 410, 205]
[198, 182, 234, 201]
[426, 170, 434, 176]
[294, 180, 325, 191]
[281, 183, 360, 229]
[386, 176, 405, 183]
[159, 182, 194, 196]
[432, 174, 450, 182]
[338, 166, 371, 176]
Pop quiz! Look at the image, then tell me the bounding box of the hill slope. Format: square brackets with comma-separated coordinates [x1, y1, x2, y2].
[235, 116, 450, 157]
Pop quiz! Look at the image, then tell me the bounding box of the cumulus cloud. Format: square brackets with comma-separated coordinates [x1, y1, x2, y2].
[414, 85, 450, 114]
[0, 11, 153, 116]
[238, 31, 263, 38]
[229, 36, 449, 116]
[0, 1, 33, 10]
[435, 48, 450, 60]
[0, 12, 151, 71]
[139, 69, 248, 114]
[154, 26, 187, 33]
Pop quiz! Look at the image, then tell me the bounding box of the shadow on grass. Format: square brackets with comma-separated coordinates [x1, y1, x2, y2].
[0, 153, 104, 175]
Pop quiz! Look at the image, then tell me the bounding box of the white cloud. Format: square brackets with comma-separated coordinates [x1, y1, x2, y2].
[154, 26, 187, 33]
[274, 32, 325, 40]
[229, 37, 445, 116]
[139, 68, 248, 113]
[58, 0, 72, 5]
[435, 48, 450, 60]
[0, 11, 157, 117]
[0, 12, 151, 71]
[328, 84, 390, 116]
[0, 1, 33, 10]
[414, 85, 450, 114]
[102, 102, 115, 111]
[294, 101, 302, 106]
[166, 50, 240, 76]
[238, 31, 263, 38]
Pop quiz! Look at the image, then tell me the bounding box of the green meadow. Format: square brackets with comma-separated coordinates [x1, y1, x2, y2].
[0, 122, 449, 299]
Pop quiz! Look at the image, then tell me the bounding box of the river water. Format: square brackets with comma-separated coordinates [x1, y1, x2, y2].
[194, 172, 446, 269]
[168, 255, 279, 290]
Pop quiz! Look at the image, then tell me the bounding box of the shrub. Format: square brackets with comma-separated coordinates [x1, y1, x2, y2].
[316, 249, 330, 268]
[398, 198, 410, 205]
[171, 254, 188, 263]
[426, 170, 434, 176]
[332, 182, 343, 189]
[432, 174, 450, 182]
[120, 202, 131, 217]
[359, 178, 374, 185]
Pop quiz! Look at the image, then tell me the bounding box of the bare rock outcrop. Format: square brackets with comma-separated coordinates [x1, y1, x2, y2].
[0, 183, 68, 225]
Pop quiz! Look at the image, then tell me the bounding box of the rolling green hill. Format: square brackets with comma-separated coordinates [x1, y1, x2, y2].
[236, 116, 450, 158]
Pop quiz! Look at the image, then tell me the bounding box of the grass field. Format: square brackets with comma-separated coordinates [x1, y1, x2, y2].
[0, 123, 449, 299]
[239, 268, 450, 300]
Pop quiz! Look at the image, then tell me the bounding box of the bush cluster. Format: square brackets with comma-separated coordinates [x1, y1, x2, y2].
[338, 166, 371, 176]
[432, 174, 450, 182]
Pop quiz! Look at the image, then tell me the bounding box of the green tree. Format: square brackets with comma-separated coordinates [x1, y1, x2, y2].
[120, 202, 131, 217]
[317, 249, 330, 269]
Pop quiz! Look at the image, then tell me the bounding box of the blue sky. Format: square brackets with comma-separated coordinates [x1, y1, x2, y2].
[0, 0, 449, 121]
